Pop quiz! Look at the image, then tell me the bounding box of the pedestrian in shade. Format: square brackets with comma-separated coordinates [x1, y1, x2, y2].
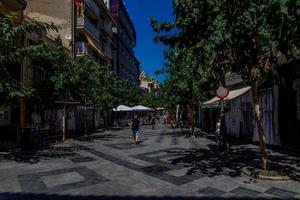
[129, 114, 140, 144]
[151, 113, 156, 130]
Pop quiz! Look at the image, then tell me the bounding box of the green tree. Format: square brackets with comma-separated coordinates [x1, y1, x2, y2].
[151, 47, 213, 135]
[74, 56, 143, 130]
[31, 38, 91, 140]
[0, 17, 58, 105]
[139, 91, 162, 109]
[152, 0, 300, 170]
[35, 38, 82, 103]
[120, 80, 142, 107]
[199, 0, 300, 170]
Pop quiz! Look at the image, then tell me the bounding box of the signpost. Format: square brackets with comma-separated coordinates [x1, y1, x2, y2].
[216, 83, 230, 151]
[216, 83, 230, 99]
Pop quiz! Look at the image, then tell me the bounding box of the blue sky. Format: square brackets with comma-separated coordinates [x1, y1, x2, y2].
[123, 0, 174, 82]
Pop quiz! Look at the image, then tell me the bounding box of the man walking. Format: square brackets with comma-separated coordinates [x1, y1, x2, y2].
[130, 114, 140, 144]
[151, 113, 156, 130]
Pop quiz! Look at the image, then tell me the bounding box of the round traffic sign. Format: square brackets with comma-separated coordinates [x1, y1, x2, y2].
[216, 84, 230, 99]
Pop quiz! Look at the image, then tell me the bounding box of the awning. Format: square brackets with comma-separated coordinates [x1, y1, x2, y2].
[203, 86, 251, 108]
[132, 105, 154, 111]
[85, 33, 105, 57]
[113, 105, 132, 112]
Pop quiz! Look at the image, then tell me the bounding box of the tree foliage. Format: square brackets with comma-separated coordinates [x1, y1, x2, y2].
[151, 0, 300, 169]
[0, 16, 143, 116]
[0, 17, 58, 105]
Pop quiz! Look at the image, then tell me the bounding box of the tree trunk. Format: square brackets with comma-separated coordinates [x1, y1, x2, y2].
[107, 110, 112, 131]
[62, 103, 66, 142]
[101, 111, 108, 130]
[176, 104, 180, 128]
[93, 109, 96, 129]
[191, 106, 195, 136]
[251, 81, 269, 170]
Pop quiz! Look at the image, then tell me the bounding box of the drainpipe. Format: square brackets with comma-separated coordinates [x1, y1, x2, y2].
[72, 0, 75, 58]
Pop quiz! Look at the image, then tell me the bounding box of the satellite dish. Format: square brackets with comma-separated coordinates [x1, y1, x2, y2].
[65, 34, 72, 41]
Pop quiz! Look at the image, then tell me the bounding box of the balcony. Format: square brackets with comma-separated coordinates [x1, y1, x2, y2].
[77, 15, 100, 40]
[103, 42, 112, 57]
[120, 67, 138, 84]
[119, 33, 134, 54]
[85, 0, 99, 17]
[75, 42, 90, 56]
[120, 53, 138, 74]
[101, 20, 112, 36]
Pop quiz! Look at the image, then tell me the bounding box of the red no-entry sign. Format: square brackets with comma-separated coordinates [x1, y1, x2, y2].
[216, 83, 230, 99]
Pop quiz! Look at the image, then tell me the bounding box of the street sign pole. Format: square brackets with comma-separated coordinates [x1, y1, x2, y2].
[84, 97, 87, 137]
[220, 99, 225, 146]
[216, 83, 230, 151]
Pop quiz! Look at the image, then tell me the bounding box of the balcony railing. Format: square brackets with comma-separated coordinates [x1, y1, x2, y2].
[103, 42, 112, 56]
[85, 0, 99, 16]
[75, 42, 90, 56]
[101, 20, 112, 36]
[120, 53, 138, 74]
[120, 67, 137, 84]
[77, 15, 99, 40]
[119, 33, 134, 54]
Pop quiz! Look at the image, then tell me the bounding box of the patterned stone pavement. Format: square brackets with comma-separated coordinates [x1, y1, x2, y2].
[0, 124, 299, 200]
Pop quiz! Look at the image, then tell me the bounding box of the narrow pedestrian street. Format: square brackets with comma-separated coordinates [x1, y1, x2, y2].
[0, 125, 299, 199]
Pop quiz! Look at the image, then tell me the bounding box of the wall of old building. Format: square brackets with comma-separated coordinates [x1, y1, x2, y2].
[25, 0, 73, 50]
[225, 90, 253, 139]
[224, 87, 281, 146]
[111, 0, 140, 84]
[253, 86, 281, 146]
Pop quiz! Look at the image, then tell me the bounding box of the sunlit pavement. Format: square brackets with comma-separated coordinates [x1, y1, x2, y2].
[0, 124, 299, 200]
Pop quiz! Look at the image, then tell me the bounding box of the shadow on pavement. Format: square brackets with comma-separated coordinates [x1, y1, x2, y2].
[168, 144, 300, 181]
[0, 193, 286, 200]
[77, 133, 117, 142]
[0, 145, 89, 164]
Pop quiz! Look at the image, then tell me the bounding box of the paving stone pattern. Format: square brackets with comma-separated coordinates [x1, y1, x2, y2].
[18, 166, 109, 193]
[0, 124, 299, 199]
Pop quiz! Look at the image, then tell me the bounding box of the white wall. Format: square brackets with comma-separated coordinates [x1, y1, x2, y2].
[224, 86, 281, 146]
[225, 90, 253, 138]
[253, 86, 281, 146]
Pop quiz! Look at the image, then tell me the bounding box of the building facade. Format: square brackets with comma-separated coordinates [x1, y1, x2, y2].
[110, 0, 140, 85]
[1, 0, 141, 138]
[25, 0, 117, 67]
[23, 0, 118, 132]
[139, 71, 159, 93]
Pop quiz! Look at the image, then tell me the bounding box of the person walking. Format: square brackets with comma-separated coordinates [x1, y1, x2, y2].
[212, 118, 221, 152]
[130, 114, 140, 144]
[151, 113, 156, 130]
[164, 112, 167, 125]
